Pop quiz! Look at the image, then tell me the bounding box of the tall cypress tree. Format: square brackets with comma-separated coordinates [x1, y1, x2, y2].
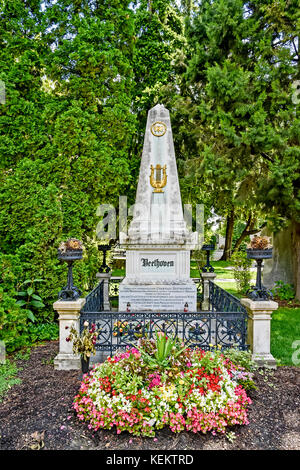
[0, 0, 138, 307]
[171, 0, 299, 270]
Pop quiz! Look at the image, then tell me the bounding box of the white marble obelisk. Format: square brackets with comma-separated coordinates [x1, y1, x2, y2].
[119, 104, 198, 312]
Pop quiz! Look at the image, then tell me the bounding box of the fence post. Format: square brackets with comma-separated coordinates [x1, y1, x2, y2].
[241, 298, 278, 368]
[201, 272, 216, 310]
[53, 298, 86, 370]
[96, 272, 111, 310]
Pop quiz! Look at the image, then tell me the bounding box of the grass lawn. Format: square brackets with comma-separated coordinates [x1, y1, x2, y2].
[214, 283, 300, 367]
[111, 268, 125, 277]
[0, 360, 21, 402]
[214, 280, 242, 298]
[271, 307, 300, 366]
[190, 260, 238, 279]
[112, 260, 256, 281]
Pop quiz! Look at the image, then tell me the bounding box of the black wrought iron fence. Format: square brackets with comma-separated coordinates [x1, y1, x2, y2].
[109, 277, 123, 299]
[81, 280, 104, 313]
[80, 310, 248, 356]
[80, 278, 248, 354]
[209, 281, 246, 313]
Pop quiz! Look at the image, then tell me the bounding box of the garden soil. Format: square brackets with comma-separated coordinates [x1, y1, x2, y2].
[0, 341, 299, 451]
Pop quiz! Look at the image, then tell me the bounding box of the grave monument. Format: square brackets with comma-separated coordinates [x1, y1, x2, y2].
[119, 104, 198, 312]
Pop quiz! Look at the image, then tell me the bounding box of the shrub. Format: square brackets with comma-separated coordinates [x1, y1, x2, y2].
[28, 322, 59, 343]
[231, 251, 252, 294]
[271, 281, 295, 301]
[15, 278, 46, 323]
[0, 287, 31, 352]
[0, 360, 21, 402]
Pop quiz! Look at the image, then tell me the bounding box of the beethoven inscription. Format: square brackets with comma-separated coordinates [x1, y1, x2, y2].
[140, 255, 175, 273]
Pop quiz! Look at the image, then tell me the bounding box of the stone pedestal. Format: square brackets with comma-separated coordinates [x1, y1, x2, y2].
[241, 298, 278, 368]
[96, 272, 111, 310]
[53, 298, 85, 370]
[201, 272, 216, 310]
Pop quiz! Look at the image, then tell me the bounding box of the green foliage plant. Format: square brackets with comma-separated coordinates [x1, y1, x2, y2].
[231, 251, 252, 294]
[139, 331, 187, 370]
[0, 287, 31, 352]
[15, 279, 45, 323]
[0, 360, 21, 402]
[28, 322, 59, 343]
[271, 281, 295, 301]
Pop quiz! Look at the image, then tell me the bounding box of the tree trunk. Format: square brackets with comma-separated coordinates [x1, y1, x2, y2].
[220, 209, 235, 261]
[232, 215, 253, 254]
[292, 220, 300, 300]
[232, 215, 264, 254]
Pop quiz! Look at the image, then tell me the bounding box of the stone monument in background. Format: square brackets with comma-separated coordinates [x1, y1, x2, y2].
[119, 104, 198, 312]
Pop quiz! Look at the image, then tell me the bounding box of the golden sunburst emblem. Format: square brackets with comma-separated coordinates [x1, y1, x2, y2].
[150, 121, 167, 137]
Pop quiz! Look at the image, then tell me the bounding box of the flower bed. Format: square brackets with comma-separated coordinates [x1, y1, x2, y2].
[73, 336, 254, 437]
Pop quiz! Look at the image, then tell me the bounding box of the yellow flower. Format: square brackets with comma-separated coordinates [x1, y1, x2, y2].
[179, 380, 184, 385]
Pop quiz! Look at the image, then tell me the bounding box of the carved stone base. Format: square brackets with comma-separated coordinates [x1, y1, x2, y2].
[251, 353, 277, 369]
[54, 353, 81, 371]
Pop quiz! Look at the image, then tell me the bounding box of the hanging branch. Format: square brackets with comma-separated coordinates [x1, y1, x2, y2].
[232, 215, 267, 255]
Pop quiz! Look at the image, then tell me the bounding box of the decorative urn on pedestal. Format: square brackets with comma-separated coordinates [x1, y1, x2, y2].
[57, 238, 83, 301]
[201, 244, 215, 273]
[98, 240, 114, 273]
[246, 236, 273, 301]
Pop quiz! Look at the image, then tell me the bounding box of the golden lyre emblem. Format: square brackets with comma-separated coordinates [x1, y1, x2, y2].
[150, 164, 167, 193]
[150, 121, 167, 137]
